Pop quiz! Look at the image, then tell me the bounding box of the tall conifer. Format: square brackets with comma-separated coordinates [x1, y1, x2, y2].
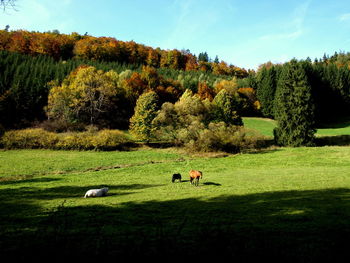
[274, 59, 315, 146]
[256, 66, 277, 118]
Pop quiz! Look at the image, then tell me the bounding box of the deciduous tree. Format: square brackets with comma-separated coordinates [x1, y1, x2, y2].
[129, 91, 159, 141]
[47, 66, 120, 127]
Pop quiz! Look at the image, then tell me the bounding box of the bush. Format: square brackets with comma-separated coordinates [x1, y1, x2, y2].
[182, 122, 260, 153]
[91, 129, 129, 150]
[0, 128, 130, 150]
[0, 128, 59, 149]
[153, 120, 261, 153]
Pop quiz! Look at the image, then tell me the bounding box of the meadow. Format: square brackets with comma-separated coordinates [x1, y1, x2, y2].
[1, 144, 350, 261]
[243, 117, 350, 138]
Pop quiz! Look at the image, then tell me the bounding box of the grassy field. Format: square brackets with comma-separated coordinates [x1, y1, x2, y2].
[243, 117, 350, 138]
[1, 146, 350, 261]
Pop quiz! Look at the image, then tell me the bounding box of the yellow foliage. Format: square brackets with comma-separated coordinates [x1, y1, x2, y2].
[214, 78, 239, 94]
[46, 66, 120, 125]
[0, 128, 129, 150]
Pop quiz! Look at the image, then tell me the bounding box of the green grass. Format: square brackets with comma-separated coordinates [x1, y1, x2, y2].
[316, 119, 350, 137]
[243, 117, 277, 137]
[1, 146, 350, 261]
[243, 117, 350, 138]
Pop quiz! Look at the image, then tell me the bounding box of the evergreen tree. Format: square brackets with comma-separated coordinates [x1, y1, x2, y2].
[214, 55, 219, 64]
[274, 59, 315, 146]
[256, 66, 277, 118]
[198, 52, 209, 62]
[129, 91, 159, 141]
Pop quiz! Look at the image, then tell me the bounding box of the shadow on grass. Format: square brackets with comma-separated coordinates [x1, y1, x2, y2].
[317, 118, 350, 129]
[1, 187, 350, 262]
[315, 135, 350, 146]
[203, 182, 222, 186]
[0, 177, 62, 185]
[0, 184, 163, 199]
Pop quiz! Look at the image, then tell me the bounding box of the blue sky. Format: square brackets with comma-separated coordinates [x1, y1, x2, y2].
[1, 0, 350, 70]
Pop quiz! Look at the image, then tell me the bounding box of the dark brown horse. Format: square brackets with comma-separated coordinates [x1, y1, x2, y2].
[189, 170, 203, 186]
[172, 173, 182, 183]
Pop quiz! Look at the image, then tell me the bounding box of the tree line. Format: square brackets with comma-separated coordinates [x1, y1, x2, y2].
[0, 29, 248, 77]
[0, 50, 258, 130]
[256, 56, 350, 123]
[255, 55, 350, 146]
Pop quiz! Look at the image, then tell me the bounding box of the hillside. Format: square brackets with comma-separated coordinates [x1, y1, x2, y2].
[0, 29, 248, 77]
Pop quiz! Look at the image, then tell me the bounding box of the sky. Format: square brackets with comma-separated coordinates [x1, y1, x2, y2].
[1, 0, 350, 70]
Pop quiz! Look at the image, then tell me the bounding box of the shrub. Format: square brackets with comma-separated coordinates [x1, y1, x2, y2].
[91, 129, 129, 150]
[0, 128, 130, 150]
[0, 128, 59, 149]
[182, 122, 260, 153]
[55, 132, 94, 150]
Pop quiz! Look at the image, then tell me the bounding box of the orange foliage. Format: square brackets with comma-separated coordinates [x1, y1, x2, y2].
[74, 36, 122, 61]
[238, 87, 256, 101]
[0, 29, 249, 76]
[197, 81, 215, 101]
[185, 53, 198, 71]
[124, 72, 147, 97]
[8, 30, 32, 54]
[147, 49, 160, 67]
[0, 30, 11, 50]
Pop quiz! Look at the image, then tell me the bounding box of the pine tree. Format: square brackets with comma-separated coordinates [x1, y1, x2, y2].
[256, 66, 277, 118]
[129, 91, 159, 141]
[274, 59, 315, 146]
[198, 52, 209, 62]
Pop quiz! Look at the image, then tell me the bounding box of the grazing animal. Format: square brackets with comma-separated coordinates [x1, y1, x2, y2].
[189, 170, 203, 186]
[172, 173, 182, 183]
[84, 187, 109, 198]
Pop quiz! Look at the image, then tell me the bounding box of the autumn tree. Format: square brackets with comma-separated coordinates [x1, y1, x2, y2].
[211, 89, 242, 126]
[185, 53, 198, 71]
[120, 72, 147, 104]
[197, 81, 215, 101]
[152, 89, 210, 143]
[129, 91, 159, 141]
[237, 87, 260, 116]
[140, 65, 160, 90]
[146, 49, 160, 68]
[47, 66, 121, 127]
[73, 36, 123, 62]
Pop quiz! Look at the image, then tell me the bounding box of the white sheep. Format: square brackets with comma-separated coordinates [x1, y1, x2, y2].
[84, 187, 109, 198]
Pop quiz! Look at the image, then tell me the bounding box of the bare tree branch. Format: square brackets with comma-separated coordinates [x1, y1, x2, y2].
[0, 0, 16, 11]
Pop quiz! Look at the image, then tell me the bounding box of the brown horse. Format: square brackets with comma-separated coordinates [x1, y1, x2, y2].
[189, 170, 203, 186]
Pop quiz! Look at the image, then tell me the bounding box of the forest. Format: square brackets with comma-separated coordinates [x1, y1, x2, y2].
[0, 29, 350, 150]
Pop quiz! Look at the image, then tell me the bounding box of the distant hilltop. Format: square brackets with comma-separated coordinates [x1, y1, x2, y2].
[0, 29, 249, 78]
